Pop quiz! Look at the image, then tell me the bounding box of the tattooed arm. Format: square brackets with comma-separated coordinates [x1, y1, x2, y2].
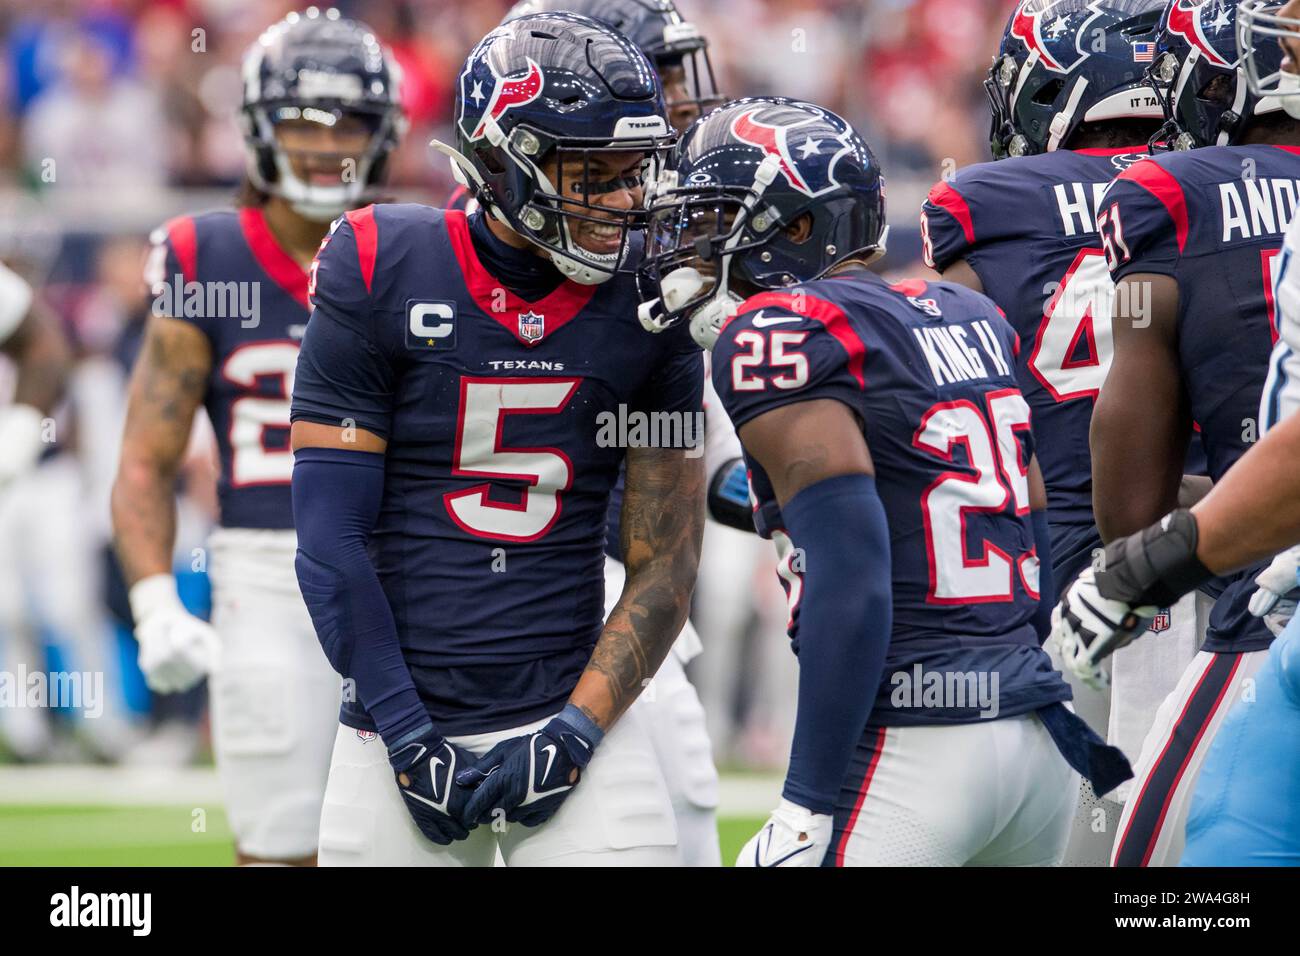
[111, 315, 212, 584]
[569, 445, 705, 730]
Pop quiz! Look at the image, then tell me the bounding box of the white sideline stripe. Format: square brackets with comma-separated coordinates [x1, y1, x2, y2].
[0, 766, 224, 806]
[0, 765, 786, 815]
[717, 774, 782, 815]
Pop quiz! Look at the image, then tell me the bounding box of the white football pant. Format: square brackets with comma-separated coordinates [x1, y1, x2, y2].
[828, 713, 1078, 867]
[207, 528, 340, 861]
[605, 555, 721, 866]
[317, 701, 679, 866]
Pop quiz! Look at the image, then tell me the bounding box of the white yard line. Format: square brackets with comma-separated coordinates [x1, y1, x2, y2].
[715, 774, 783, 816]
[0, 766, 224, 806]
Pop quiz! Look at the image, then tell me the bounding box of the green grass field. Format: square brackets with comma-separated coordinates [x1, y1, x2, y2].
[0, 803, 766, 866]
[0, 805, 237, 866]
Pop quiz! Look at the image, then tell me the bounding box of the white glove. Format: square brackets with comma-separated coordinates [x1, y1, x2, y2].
[736, 798, 833, 867]
[1248, 545, 1300, 636]
[0, 404, 47, 491]
[1051, 566, 1158, 692]
[129, 574, 221, 694]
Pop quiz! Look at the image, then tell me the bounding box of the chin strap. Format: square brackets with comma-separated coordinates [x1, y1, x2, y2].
[1046, 76, 1089, 153]
[430, 138, 513, 230]
[290, 200, 349, 223]
[687, 291, 743, 350]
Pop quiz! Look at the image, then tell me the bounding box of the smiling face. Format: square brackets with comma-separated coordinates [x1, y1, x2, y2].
[539, 149, 646, 255]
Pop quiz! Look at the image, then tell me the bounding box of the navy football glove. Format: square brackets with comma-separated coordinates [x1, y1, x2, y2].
[455, 704, 603, 828]
[388, 723, 477, 845]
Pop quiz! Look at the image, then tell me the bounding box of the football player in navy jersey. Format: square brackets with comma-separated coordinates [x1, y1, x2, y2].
[1054, 0, 1300, 866]
[456, 0, 737, 867]
[1047, 0, 1300, 865]
[1048, 0, 1300, 860]
[291, 13, 704, 866]
[110, 8, 405, 865]
[639, 96, 1131, 866]
[921, 0, 1175, 867]
[923, 0, 1168, 594]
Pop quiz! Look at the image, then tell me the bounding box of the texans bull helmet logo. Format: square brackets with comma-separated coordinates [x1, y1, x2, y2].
[1009, 0, 1108, 74]
[1164, 0, 1234, 69]
[728, 103, 855, 200]
[459, 53, 545, 141]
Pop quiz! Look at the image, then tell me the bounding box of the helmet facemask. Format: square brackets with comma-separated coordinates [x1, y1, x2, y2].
[1238, 0, 1300, 120]
[639, 173, 773, 347]
[438, 114, 673, 285]
[244, 98, 402, 221]
[650, 23, 725, 134]
[986, 53, 1034, 158]
[1146, 50, 1194, 149]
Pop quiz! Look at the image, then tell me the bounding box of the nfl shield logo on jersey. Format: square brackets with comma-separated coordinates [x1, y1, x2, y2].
[1147, 607, 1172, 633]
[518, 310, 545, 343]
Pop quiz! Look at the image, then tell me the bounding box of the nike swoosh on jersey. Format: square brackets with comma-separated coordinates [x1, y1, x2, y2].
[751, 311, 803, 328]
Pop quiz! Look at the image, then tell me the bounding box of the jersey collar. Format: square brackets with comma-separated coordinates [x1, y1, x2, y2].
[444, 210, 597, 347]
[238, 206, 310, 310]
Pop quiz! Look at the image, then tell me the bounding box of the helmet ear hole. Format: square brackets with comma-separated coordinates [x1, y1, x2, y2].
[1032, 79, 1064, 106]
[480, 147, 507, 176]
[783, 212, 814, 244]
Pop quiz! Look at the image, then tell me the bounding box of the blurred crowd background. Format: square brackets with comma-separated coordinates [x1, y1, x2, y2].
[0, 0, 1011, 770]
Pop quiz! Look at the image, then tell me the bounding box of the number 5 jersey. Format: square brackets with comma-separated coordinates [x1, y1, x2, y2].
[291, 204, 702, 735]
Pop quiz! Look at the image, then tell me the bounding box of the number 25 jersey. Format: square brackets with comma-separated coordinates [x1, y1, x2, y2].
[712, 272, 1071, 725]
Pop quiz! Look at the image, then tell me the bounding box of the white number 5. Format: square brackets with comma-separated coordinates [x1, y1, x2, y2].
[444, 377, 581, 542]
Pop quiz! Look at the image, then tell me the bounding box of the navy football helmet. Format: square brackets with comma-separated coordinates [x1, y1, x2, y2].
[241, 8, 405, 221]
[638, 97, 886, 348]
[1150, 0, 1286, 148]
[986, 0, 1167, 158]
[433, 12, 671, 285]
[503, 0, 723, 132]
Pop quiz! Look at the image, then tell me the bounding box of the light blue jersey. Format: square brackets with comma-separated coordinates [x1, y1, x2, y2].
[1182, 613, 1300, 866]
